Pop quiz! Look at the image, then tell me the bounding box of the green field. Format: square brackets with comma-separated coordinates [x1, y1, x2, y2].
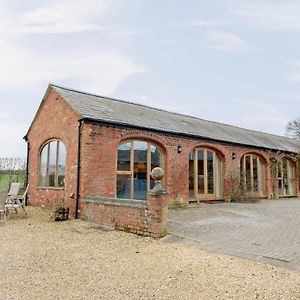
[0, 173, 25, 190]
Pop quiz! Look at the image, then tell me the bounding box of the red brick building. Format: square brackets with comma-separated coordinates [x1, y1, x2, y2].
[25, 84, 300, 221]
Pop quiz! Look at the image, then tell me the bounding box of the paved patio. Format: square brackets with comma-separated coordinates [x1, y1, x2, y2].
[165, 199, 300, 271]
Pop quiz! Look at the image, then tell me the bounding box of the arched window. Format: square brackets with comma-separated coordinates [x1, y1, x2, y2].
[116, 141, 163, 200]
[240, 154, 265, 197]
[189, 148, 222, 201]
[277, 158, 296, 196]
[39, 140, 66, 187]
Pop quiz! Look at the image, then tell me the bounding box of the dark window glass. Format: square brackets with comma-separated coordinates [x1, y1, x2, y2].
[198, 150, 204, 194]
[207, 151, 214, 194]
[134, 142, 147, 200]
[39, 144, 48, 186]
[189, 151, 195, 197]
[48, 141, 57, 187]
[117, 143, 131, 171]
[245, 156, 251, 192]
[253, 156, 258, 192]
[116, 141, 164, 200]
[150, 145, 161, 189]
[117, 174, 131, 199]
[58, 142, 66, 187]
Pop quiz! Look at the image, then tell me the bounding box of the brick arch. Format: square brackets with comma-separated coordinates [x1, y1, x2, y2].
[189, 144, 226, 161]
[37, 138, 67, 188]
[38, 137, 67, 154]
[117, 134, 167, 154]
[37, 138, 67, 169]
[281, 154, 296, 161]
[240, 151, 268, 164]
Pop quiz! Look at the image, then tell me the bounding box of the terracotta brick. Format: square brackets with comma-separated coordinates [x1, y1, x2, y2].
[26, 89, 300, 236]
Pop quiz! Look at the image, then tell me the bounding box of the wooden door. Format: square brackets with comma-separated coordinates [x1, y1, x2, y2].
[194, 149, 216, 200]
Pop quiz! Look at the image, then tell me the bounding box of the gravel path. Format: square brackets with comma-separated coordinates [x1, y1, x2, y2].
[0, 207, 299, 300]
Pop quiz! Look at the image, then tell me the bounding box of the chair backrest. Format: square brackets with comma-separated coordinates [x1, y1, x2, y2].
[7, 183, 21, 197]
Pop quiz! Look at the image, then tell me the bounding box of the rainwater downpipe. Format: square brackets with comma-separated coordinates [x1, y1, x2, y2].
[24, 136, 30, 206]
[75, 119, 83, 219]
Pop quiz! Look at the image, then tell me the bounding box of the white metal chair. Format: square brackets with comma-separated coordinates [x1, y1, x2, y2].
[6, 183, 21, 200]
[5, 184, 28, 217]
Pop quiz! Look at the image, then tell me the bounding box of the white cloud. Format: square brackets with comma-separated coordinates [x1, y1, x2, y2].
[285, 60, 300, 82]
[172, 19, 220, 28]
[0, 0, 145, 95]
[233, 99, 290, 134]
[0, 36, 146, 94]
[204, 31, 249, 53]
[0, 0, 138, 36]
[235, 1, 300, 31]
[0, 122, 27, 157]
[262, 92, 300, 101]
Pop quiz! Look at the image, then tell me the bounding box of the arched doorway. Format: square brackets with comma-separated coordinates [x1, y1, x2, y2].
[240, 154, 266, 197]
[189, 148, 222, 201]
[277, 158, 296, 197]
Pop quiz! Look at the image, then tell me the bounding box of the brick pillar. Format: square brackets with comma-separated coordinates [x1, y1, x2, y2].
[146, 192, 168, 237]
[146, 167, 168, 237]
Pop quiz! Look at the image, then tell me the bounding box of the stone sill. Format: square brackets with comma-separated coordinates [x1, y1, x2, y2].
[36, 187, 64, 191]
[83, 196, 147, 208]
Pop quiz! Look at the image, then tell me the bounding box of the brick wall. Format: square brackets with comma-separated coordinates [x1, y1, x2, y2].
[79, 122, 299, 203]
[27, 89, 80, 213]
[83, 192, 169, 237]
[27, 89, 300, 224]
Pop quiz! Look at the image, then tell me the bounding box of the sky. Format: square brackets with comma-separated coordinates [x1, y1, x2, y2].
[1, 0, 300, 158]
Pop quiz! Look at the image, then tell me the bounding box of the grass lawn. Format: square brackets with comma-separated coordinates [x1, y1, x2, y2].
[0, 173, 24, 189]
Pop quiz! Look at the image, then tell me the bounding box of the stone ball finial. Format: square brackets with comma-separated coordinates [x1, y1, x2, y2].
[151, 167, 164, 181]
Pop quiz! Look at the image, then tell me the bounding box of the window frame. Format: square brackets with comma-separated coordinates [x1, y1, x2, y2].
[116, 140, 164, 200]
[241, 154, 265, 196]
[189, 147, 223, 201]
[38, 139, 66, 189]
[277, 158, 296, 197]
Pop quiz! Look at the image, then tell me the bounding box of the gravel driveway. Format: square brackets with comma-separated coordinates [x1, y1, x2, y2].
[167, 199, 300, 271]
[0, 207, 299, 299]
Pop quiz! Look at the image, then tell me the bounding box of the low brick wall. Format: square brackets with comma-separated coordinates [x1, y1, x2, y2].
[83, 195, 168, 237]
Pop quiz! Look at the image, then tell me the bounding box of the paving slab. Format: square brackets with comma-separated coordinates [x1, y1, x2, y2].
[165, 199, 300, 271]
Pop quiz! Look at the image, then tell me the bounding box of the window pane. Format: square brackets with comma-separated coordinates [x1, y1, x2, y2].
[48, 141, 57, 187]
[189, 151, 195, 197]
[288, 161, 295, 195]
[58, 142, 66, 187]
[40, 144, 48, 186]
[278, 162, 282, 178]
[197, 150, 204, 194]
[258, 159, 265, 196]
[245, 156, 251, 192]
[117, 143, 131, 171]
[283, 160, 288, 195]
[215, 154, 222, 199]
[117, 174, 131, 199]
[207, 151, 214, 194]
[253, 156, 258, 192]
[278, 179, 283, 195]
[134, 141, 147, 200]
[150, 145, 161, 189]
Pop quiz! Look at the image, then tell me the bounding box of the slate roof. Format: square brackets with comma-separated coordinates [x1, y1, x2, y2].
[51, 84, 300, 153]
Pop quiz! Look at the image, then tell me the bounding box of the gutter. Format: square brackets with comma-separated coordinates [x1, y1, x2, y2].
[75, 119, 83, 219]
[82, 117, 296, 154]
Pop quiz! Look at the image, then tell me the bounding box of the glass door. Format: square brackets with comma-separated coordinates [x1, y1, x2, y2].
[194, 148, 218, 200]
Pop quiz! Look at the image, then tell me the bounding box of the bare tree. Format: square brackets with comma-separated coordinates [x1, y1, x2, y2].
[0, 157, 26, 188]
[286, 118, 300, 139]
